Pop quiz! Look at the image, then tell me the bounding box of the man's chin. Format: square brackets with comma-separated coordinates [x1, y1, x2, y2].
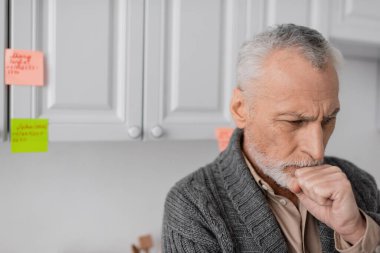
[260, 167, 292, 189]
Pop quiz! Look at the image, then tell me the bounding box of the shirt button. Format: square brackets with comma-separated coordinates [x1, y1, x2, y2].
[279, 199, 287, 205]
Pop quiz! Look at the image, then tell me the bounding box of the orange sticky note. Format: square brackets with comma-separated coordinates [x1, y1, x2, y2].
[4, 48, 44, 86]
[215, 128, 234, 151]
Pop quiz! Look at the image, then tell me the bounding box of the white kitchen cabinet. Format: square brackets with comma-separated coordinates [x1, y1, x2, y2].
[329, 0, 380, 44]
[7, 0, 380, 142]
[0, 0, 7, 142]
[143, 0, 323, 140]
[10, 0, 248, 141]
[10, 0, 145, 141]
[143, 0, 325, 141]
[143, 0, 252, 140]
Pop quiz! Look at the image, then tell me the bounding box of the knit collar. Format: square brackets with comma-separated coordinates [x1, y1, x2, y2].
[217, 128, 336, 253]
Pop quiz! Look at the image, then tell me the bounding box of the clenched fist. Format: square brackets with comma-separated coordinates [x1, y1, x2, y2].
[288, 165, 366, 244]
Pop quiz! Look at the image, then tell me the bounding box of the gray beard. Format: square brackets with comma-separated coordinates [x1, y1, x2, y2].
[246, 141, 323, 189]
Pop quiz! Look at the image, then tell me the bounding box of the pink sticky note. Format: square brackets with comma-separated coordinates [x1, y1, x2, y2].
[215, 128, 234, 151]
[4, 48, 44, 86]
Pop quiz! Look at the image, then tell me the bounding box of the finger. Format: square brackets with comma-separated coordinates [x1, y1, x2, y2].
[294, 165, 343, 195]
[297, 193, 332, 214]
[287, 177, 302, 194]
[296, 165, 342, 182]
[300, 170, 343, 187]
[296, 171, 347, 196]
[294, 164, 334, 178]
[295, 179, 339, 206]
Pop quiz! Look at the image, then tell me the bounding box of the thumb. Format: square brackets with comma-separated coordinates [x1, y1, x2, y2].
[287, 177, 302, 194]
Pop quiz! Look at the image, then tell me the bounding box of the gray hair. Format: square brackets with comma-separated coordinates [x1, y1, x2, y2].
[237, 24, 343, 89]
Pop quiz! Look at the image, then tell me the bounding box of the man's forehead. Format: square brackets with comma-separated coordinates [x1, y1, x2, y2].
[277, 107, 340, 119]
[248, 79, 340, 118]
[250, 49, 339, 98]
[257, 85, 339, 100]
[264, 48, 336, 76]
[254, 88, 340, 110]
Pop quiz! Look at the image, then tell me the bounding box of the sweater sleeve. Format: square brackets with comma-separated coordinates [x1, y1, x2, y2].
[162, 224, 220, 253]
[161, 182, 222, 253]
[367, 188, 380, 225]
[343, 160, 380, 225]
[335, 210, 380, 253]
[326, 157, 380, 224]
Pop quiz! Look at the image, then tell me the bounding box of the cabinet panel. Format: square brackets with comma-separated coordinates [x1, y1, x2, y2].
[144, 0, 252, 140]
[378, 62, 380, 132]
[0, 0, 6, 142]
[330, 0, 380, 44]
[263, 0, 310, 26]
[10, 0, 144, 141]
[54, 0, 113, 110]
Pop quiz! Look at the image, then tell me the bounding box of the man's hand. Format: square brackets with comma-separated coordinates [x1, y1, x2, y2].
[287, 165, 366, 245]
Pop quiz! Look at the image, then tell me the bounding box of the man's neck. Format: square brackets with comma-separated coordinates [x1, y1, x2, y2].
[243, 149, 299, 206]
[256, 167, 299, 205]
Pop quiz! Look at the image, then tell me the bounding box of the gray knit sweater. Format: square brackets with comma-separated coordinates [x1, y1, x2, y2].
[162, 128, 380, 252]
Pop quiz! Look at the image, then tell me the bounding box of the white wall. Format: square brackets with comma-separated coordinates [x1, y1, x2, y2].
[326, 55, 380, 181]
[0, 57, 379, 253]
[0, 140, 218, 253]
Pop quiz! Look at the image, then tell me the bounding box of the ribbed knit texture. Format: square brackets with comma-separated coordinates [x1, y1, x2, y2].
[162, 128, 380, 252]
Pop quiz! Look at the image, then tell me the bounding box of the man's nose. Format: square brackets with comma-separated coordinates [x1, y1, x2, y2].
[302, 123, 325, 161]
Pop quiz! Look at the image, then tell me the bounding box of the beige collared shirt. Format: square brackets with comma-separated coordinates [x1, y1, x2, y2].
[244, 156, 380, 253]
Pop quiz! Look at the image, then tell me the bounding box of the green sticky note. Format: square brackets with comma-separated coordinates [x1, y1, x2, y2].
[11, 119, 48, 153]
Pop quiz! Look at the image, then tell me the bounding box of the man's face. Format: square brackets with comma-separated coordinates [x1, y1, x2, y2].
[232, 48, 340, 188]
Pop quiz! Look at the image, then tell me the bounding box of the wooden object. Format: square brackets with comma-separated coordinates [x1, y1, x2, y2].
[139, 234, 153, 253]
[131, 244, 140, 253]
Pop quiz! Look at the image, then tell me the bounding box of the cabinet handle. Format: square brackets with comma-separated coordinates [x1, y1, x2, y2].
[128, 126, 142, 139]
[151, 125, 164, 138]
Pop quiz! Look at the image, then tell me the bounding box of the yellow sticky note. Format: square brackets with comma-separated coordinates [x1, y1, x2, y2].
[4, 49, 44, 86]
[11, 119, 48, 153]
[215, 128, 234, 151]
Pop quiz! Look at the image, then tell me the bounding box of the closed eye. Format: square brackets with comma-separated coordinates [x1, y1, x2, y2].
[322, 117, 336, 125]
[287, 120, 305, 125]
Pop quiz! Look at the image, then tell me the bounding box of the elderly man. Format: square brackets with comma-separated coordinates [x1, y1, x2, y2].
[162, 24, 380, 252]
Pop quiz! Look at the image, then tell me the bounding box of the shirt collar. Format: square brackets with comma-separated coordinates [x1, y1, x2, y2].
[243, 153, 276, 195]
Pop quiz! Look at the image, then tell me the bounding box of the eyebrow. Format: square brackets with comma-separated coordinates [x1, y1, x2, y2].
[278, 108, 340, 121]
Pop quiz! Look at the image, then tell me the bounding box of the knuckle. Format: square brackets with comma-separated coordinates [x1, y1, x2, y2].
[327, 165, 341, 173]
[295, 169, 303, 177]
[316, 197, 328, 206]
[341, 179, 352, 189]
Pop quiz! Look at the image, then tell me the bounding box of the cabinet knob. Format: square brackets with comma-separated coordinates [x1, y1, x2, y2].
[128, 126, 141, 139]
[151, 125, 164, 138]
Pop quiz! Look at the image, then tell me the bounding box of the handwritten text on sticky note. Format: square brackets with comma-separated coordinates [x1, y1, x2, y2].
[5, 49, 44, 86]
[215, 128, 234, 151]
[11, 119, 48, 153]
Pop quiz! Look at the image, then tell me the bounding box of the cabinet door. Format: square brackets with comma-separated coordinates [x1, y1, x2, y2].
[144, 0, 254, 140]
[10, 0, 144, 141]
[0, 0, 6, 142]
[330, 0, 380, 44]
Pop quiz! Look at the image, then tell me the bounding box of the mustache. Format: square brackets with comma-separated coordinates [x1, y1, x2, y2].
[280, 159, 324, 169]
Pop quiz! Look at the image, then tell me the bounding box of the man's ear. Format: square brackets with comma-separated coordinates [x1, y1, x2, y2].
[230, 87, 248, 128]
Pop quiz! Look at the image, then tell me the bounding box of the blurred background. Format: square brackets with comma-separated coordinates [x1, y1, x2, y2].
[0, 0, 379, 252]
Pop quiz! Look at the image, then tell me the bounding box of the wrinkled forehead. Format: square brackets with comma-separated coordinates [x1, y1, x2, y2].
[252, 48, 340, 100]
